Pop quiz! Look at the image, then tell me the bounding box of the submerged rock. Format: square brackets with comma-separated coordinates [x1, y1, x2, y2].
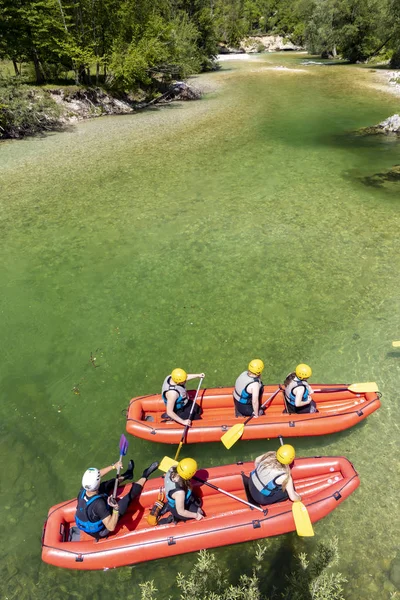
[389, 556, 400, 589]
[360, 113, 400, 135]
[362, 164, 400, 188]
[376, 113, 400, 133]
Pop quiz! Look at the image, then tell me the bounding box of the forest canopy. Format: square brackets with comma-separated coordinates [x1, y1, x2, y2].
[0, 0, 400, 88]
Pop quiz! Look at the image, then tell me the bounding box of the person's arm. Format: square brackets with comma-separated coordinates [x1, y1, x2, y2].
[249, 382, 260, 416]
[174, 490, 203, 520]
[99, 460, 122, 478]
[294, 386, 311, 407]
[186, 373, 205, 381]
[101, 497, 120, 532]
[165, 391, 190, 426]
[284, 475, 301, 502]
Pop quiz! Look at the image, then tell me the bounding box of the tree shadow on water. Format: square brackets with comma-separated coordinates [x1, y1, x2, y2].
[260, 535, 314, 600]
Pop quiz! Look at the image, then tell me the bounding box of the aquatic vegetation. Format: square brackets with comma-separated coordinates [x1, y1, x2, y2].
[139, 539, 347, 600]
[362, 164, 400, 188]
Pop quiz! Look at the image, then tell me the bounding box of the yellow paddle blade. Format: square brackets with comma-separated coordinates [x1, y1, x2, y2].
[348, 382, 378, 393]
[159, 456, 178, 473]
[392, 341, 400, 347]
[221, 423, 245, 449]
[292, 501, 314, 537]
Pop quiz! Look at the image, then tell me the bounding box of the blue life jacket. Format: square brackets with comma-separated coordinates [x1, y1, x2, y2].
[250, 470, 283, 497]
[75, 490, 108, 534]
[164, 470, 192, 509]
[162, 376, 188, 411]
[285, 377, 310, 407]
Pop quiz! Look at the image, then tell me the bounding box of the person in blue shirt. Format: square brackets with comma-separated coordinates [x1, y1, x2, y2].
[75, 458, 158, 539]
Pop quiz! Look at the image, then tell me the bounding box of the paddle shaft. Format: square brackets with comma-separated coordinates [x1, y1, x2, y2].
[174, 376, 204, 461]
[314, 387, 355, 393]
[193, 475, 265, 513]
[112, 454, 123, 500]
[243, 388, 281, 426]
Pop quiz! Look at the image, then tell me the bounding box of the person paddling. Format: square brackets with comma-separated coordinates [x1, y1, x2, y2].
[162, 368, 205, 426]
[75, 459, 159, 539]
[247, 445, 301, 506]
[233, 359, 265, 417]
[163, 458, 204, 522]
[283, 364, 317, 414]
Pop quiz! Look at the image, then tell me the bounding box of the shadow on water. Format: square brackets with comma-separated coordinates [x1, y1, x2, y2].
[260, 536, 313, 600]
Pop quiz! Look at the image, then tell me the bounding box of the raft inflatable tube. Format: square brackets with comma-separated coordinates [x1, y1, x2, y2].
[42, 456, 359, 570]
[126, 384, 380, 443]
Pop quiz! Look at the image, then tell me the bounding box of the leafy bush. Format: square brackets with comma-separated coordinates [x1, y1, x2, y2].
[139, 537, 347, 600]
[0, 75, 62, 138]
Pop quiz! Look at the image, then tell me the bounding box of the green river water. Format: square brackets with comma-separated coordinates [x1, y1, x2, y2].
[1, 53, 399, 599]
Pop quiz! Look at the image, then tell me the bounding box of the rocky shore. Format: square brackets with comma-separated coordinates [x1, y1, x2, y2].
[374, 69, 400, 97]
[0, 82, 202, 139]
[52, 82, 202, 123]
[218, 34, 304, 55]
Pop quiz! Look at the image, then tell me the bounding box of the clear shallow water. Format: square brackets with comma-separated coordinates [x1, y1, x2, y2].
[0, 54, 399, 599]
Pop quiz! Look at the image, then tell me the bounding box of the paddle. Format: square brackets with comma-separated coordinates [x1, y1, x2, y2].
[157, 458, 266, 513]
[174, 376, 204, 461]
[221, 388, 281, 450]
[277, 436, 314, 537]
[112, 434, 129, 500]
[292, 501, 314, 537]
[313, 382, 378, 393]
[392, 341, 400, 347]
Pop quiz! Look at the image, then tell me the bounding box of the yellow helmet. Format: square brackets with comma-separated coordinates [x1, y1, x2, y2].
[276, 444, 295, 465]
[248, 359, 264, 376]
[177, 458, 198, 480]
[295, 364, 312, 380]
[171, 368, 187, 384]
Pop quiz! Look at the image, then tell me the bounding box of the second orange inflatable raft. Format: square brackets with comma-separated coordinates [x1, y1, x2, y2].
[126, 384, 380, 443]
[42, 456, 359, 570]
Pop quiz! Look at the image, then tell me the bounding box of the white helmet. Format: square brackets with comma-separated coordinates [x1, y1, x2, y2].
[82, 467, 101, 491]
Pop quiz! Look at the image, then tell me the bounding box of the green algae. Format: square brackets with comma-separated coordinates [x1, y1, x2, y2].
[0, 54, 399, 599]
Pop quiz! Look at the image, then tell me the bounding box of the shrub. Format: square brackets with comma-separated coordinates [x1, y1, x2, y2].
[140, 537, 347, 600]
[0, 75, 62, 139]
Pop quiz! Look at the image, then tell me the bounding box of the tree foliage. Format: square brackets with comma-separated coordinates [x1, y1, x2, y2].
[0, 0, 398, 88]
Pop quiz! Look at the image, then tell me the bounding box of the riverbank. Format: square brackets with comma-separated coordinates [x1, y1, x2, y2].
[0, 80, 202, 140]
[372, 68, 400, 97]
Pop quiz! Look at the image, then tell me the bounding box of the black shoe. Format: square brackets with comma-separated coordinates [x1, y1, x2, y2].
[142, 461, 159, 479]
[121, 459, 134, 481]
[158, 514, 175, 525]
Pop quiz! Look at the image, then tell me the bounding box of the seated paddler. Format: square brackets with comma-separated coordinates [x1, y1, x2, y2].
[233, 359, 265, 417]
[75, 458, 159, 539]
[283, 364, 318, 414]
[162, 368, 205, 426]
[163, 458, 204, 522]
[247, 445, 301, 506]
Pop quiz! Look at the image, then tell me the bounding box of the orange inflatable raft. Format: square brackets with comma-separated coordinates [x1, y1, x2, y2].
[42, 456, 359, 570]
[126, 384, 380, 444]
